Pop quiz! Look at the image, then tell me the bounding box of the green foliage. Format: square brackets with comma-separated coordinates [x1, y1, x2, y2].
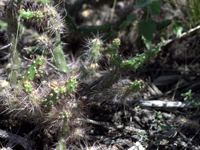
[122, 46, 160, 70]
[66, 77, 76, 94]
[135, 0, 151, 8]
[172, 21, 187, 37]
[181, 89, 194, 101]
[87, 38, 102, 64]
[155, 20, 172, 30]
[104, 39, 122, 68]
[181, 90, 199, 113]
[119, 13, 136, 31]
[129, 80, 143, 92]
[18, 1, 68, 73]
[23, 80, 32, 93]
[35, 0, 49, 4]
[53, 34, 69, 73]
[19, 9, 43, 20]
[112, 38, 121, 47]
[153, 111, 162, 131]
[59, 110, 72, 122]
[148, 1, 161, 15]
[153, 110, 174, 132]
[138, 19, 157, 42]
[22, 56, 44, 81]
[135, 0, 163, 48]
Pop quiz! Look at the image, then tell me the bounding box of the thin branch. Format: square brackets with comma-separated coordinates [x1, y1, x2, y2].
[0, 129, 32, 150]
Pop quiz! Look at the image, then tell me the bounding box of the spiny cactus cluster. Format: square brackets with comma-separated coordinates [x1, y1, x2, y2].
[0, 0, 161, 149]
[82, 38, 160, 104]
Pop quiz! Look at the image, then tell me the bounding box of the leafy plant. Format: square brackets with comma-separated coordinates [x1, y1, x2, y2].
[153, 110, 162, 131]
[172, 21, 187, 37]
[181, 90, 199, 113]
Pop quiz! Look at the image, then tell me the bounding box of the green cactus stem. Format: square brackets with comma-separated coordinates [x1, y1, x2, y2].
[6, 2, 22, 84]
[17, 56, 44, 90]
[34, 0, 49, 4]
[9, 35, 21, 84]
[66, 77, 76, 94]
[59, 110, 72, 122]
[19, 9, 43, 20]
[44, 77, 76, 109]
[44, 88, 61, 109]
[18, 2, 69, 74]
[53, 33, 69, 73]
[56, 138, 66, 150]
[23, 56, 44, 80]
[23, 80, 33, 93]
[87, 38, 102, 64]
[122, 46, 160, 70]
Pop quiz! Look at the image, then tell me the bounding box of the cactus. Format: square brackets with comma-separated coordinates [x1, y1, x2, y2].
[56, 138, 66, 150]
[19, 9, 43, 20]
[23, 80, 33, 93]
[86, 38, 103, 64]
[5, 1, 23, 84]
[103, 38, 123, 68]
[117, 80, 143, 99]
[18, 1, 69, 73]
[85, 38, 159, 104]
[43, 76, 77, 109]
[66, 77, 76, 94]
[23, 56, 44, 80]
[122, 46, 160, 70]
[53, 33, 69, 73]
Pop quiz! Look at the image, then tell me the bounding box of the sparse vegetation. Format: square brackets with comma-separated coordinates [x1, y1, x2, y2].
[0, 0, 200, 149]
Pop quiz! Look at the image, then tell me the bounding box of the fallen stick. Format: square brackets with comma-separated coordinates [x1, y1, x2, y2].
[0, 129, 32, 150]
[138, 100, 192, 108]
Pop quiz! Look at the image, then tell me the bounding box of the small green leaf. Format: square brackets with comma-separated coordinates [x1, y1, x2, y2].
[142, 35, 151, 49]
[138, 19, 156, 41]
[172, 21, 187, 37]
[119, 13, 136, 31]
[181, 93, 186, 96]
[126, 13, 137, 23]
[156, 20, 172, 30]
[157, 111, 161, 114]
[135, 0, 151, 8]
[148, 1, 161, 15]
